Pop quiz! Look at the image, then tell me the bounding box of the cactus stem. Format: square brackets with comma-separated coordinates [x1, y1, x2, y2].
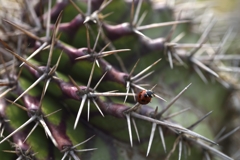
[187, 111, 213, 130]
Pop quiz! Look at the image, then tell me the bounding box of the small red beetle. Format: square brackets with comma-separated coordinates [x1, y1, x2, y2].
[137, 90, 154, 104]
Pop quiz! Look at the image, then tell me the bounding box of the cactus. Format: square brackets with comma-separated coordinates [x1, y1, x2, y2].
[0, 0, 239, 159]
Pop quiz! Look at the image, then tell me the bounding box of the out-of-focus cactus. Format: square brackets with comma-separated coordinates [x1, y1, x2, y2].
[0, 0, 239, 160]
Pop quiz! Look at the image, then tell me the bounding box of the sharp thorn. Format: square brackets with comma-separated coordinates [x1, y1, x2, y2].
[131, 58, 161, 81]
[124, 81, 130, 104]
[157, 83, 191, 117]
[217, 126, 240, 143]
[19, 42, 48, 67]
[87, 99, 90, 122]
[74, 94, 87, 129]
[92, 99, 104, 117]
[75, 148, 98, 152]
[146, 122, 157, 157]
[159, 126, 166, 153]
[23, 122, 39, 143]
[93, 71, 108, 90]
[187, 111, 213, 130]
[0, 116, 36, 144]
[14, 73, 47, 103]
[72, 135, 95, 149]
[131, 118, 140, 142]
[178, 138, 182, 160]
[129, 59, 140, 77]
[39, 118, 58, 147]
[126, 113, 133, 147]
[133, 0, 143, 25]
[86, 60, 96, 90]
[44, 109, 62, 118]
